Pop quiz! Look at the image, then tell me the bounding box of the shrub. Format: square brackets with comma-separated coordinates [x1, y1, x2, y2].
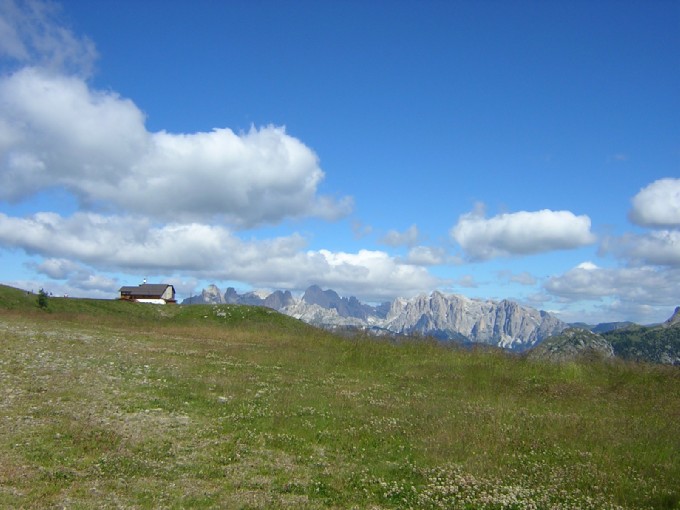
[37, 288, 49, 309]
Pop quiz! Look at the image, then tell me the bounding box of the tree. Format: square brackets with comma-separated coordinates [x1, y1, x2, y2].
[37, 288, 49, 310]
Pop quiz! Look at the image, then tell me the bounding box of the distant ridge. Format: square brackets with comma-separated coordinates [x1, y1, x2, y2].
[591, 321, 636, 334]
[568, 321, 637, 334]
[184, 285, 566, 351]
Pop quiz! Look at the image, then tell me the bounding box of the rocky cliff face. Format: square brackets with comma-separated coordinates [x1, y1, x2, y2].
[263, 290, 295, 310]
[382, 292, 564, 350]
[199, 284, 225, 304]
[183, 285, 567, 351]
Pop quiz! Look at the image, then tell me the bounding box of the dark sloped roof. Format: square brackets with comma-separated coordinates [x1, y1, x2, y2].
[119, 284, 174, 297]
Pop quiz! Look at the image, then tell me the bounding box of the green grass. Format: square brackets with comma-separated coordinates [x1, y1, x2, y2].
[1, 284, 679, 509]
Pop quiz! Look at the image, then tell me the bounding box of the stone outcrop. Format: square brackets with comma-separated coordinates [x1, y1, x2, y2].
[527, 328, 615, 362]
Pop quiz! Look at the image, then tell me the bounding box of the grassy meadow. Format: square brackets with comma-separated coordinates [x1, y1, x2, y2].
[0, 284, 678, 509]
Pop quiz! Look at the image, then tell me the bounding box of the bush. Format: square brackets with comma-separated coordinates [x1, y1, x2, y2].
[37, 288, 49, 310]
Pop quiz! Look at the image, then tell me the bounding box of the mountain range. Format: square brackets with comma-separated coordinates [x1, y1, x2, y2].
[184, 284, 567, 351]
[183, 285, 680, 363]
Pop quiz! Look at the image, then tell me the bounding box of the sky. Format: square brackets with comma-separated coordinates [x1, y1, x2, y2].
[0, 0, 678, 324]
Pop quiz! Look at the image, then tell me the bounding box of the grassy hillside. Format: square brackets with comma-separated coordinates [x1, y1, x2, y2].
[604, 324, 680, 365]
[1, 284, 679, 509]
[0, 284, 312, 330]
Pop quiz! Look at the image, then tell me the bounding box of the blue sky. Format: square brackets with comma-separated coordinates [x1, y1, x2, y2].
[0, 0, 678, 324]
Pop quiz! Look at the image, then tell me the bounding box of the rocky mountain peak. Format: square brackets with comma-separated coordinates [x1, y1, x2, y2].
[264, 290, 294, 310]
[201, 284, 225, 304]
[224, 287, 240, 304]
[300, 285, 377, 320]
[302, 285, 340, 307]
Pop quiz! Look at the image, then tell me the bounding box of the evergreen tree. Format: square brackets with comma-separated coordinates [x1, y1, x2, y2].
[37, 288, 49, 310]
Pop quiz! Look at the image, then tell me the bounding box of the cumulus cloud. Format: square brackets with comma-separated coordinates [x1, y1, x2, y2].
[0, 68, 352, 227]
[308, 249, 440, 301]
[0, 0, 455, 303]
[0, 0, 351, 227]
[629, 178, 680, 228]
[595, 178, 680, 269]
[26, 257, 119, 295]
[450, 205, 596, 260]
[380, 224, 420, 247]
[601, 230, 680, 267]
[0, 68, 148, 198]
[0, 212, 438, 301]
[33, 257, 84, 279]
[0, 211, 304, 271]
[544, 262, 680, 307]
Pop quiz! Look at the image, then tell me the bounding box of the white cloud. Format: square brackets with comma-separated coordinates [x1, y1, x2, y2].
[0, 68, 148, 197]
[0, 68, 352, 227]
[6, 276, 118, 300]
[308, 249, 441, 301]
[629, 178, 680, 228]
[74, 272, 119, 292]
[542, 262, 680, 323]
[598, 178, 680, 268]
[404, 245, 447, 266]
[29, 257, 118, 293]
[0, 212, 304, 271]
[0, 212, 439, 301]
[524, 292, 551, 308]
[1, 2, 350, 227]
[0, 3, 27, 60]
[0, 0, 97, 75]
[450, 205, 596, 260]
[602, 230, 680, 267]
[380, 224, 420, 247]
[544, 262, 680, 307]
[616, 230, 680, 267]
[351, 220, 373, 239]
[497, 270, 537, 286]
[33, 257, 84, 279]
